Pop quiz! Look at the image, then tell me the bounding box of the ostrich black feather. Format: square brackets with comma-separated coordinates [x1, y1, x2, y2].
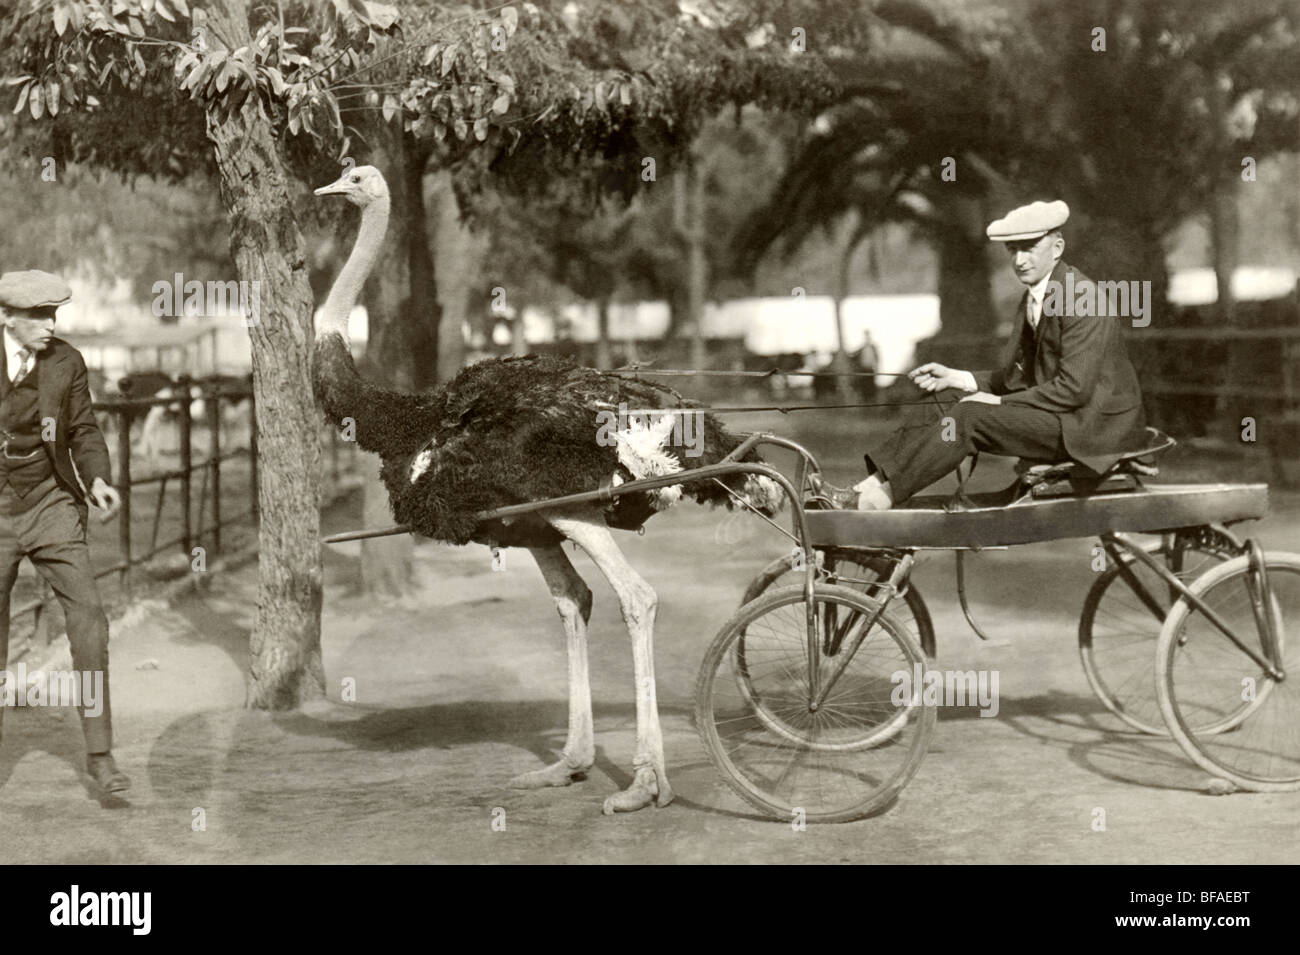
[312, 334, 775, 548]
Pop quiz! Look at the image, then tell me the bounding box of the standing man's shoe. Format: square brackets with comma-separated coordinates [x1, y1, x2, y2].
[87, 753, 130, 793]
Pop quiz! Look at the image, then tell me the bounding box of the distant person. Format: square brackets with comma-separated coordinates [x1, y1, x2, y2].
[854, 333, 878, 402]
[0, 270, 128, 793]
[817, 201, 1146, 509]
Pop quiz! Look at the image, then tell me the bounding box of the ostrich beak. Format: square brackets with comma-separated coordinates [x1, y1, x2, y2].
[314, 177, 350, 197]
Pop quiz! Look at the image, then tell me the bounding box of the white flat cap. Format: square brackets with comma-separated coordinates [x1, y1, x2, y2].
[986, 200, 1069, 241]
[0, 269, 71, 309]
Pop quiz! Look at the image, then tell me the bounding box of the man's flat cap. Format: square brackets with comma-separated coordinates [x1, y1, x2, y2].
[986, 200, 1069, 242]
[0, 270, 72, 309]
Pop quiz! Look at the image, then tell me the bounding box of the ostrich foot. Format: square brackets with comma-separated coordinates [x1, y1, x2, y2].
[602, 766, 674, 814]
[510, 756, 591, 789]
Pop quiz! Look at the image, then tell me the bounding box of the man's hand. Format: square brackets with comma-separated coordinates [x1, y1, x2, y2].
[959, 391, 1002, 405]
[909, 362, 975, 393]
[89, 477, 121, 514]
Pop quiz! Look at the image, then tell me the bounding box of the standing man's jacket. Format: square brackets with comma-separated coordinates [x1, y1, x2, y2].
[0, 337, 112, 517]
[973, 261, 1147, 473]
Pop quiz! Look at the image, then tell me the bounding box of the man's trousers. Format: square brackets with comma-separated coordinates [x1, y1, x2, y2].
[0, 474, 112, 753]
[864, 390, 1069, 503]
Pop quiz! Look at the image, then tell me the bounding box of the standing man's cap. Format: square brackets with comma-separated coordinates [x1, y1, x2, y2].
[0, 270, 72, 309]
[986, 200, 1069, 241]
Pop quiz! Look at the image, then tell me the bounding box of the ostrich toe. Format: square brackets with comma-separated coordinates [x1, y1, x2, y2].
[602, 766, 674, 814]
[510, 757, 591, 789]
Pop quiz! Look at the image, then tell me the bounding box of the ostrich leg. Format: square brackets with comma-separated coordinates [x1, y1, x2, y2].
[548, 511, 674, 814]
[510, 545, 596, 788]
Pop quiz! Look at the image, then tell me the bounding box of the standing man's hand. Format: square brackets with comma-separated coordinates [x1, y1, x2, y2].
[89, 477, 121, 515]
[909, 362, 977, 394]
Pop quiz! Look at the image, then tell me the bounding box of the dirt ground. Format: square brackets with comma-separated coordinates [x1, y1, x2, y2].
[2, 411, 1297, 864]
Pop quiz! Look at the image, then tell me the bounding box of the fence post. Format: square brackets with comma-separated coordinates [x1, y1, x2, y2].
[177, 374, 192, 556]
[208, 385, 222, 555]
[115, 389, 132, 598]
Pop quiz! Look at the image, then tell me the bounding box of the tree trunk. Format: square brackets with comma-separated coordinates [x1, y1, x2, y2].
[206, 0, 324, 709]
[510, 312, 527, 355]
[1208, 72, 1238, 325]
[686, 154, 708, 371]
[427, 168, 479, 382]
[595, 295, 612, 369]
[404, 141, 440, 391]
[833, 218, 869, 400]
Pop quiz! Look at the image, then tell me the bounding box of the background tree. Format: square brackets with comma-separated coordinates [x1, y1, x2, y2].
[0, 0, 852, 706]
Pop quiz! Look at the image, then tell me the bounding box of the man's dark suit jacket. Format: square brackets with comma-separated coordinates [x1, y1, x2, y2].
[0, 336, 112, 515]
[972, 260, 1147, 473]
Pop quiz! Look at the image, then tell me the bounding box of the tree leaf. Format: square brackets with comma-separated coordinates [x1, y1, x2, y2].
[501, 6, 518, 38]
[263, 66, 286, 96]
[53, 3, 70, 36]
[422, 43, 440, 66]
[29, 82, 43, 119]
[46, 80, 60, 116]
[13, 81, 30, 115]
[382, 92, 397, 122]
[453, 115, 467, 140]
[492, 92, 510, 114]
[474, 116, 489, 140]
[365, 2, 399, 30]
[441, 43, 458, 77]
[155, 0, 177, 23]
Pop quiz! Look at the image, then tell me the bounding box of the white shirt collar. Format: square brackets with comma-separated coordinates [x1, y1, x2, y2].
[1025, 271, 1055, 329]
[3, 327, 26, 375]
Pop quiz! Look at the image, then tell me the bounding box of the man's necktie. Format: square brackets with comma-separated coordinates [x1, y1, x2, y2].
[11, 348, 31, 385]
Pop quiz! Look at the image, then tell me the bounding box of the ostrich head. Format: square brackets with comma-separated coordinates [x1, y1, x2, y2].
[312, 165, 391, 342]
[313, 165, 390, 207]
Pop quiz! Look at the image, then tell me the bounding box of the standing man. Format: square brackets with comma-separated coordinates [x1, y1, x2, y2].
[0, 270, 128, 793]
[820, 200, 1147, 509]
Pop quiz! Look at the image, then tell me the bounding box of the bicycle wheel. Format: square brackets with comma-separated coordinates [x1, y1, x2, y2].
[696, 583, 935, 823]
[1079, 535, 1234, 734]
[742, 548, 936, 657]
[1156, 551, 1300, 791]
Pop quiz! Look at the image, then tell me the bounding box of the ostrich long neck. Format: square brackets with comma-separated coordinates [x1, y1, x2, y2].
[318, 195, 390, 340]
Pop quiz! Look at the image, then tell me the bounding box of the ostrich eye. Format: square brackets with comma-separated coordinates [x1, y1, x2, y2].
[351, 174, 361, 183]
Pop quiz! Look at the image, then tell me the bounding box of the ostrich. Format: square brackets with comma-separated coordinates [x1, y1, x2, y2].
[310, 166, 780, 814]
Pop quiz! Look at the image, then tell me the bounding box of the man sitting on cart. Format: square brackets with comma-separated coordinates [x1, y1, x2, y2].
[826, 199, 1148, 510]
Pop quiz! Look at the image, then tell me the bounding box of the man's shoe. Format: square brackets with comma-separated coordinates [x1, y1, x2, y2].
[87, 753, 131, 794]
[807, 474, 859, 510]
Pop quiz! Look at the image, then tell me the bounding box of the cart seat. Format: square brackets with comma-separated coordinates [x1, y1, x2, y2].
[1016, 428, 1175, 498]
